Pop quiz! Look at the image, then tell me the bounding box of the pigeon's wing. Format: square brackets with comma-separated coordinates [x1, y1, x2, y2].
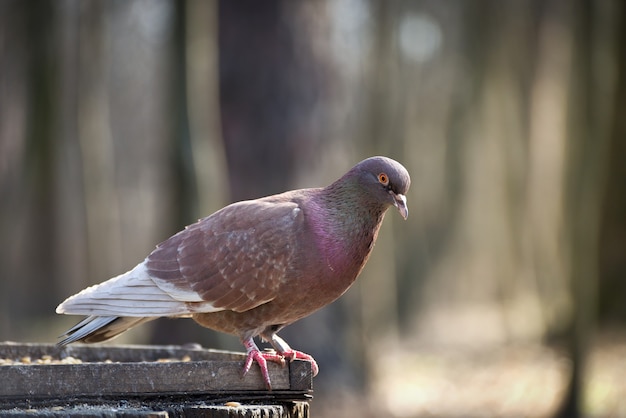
[56, 196, 306, 318]
[145, 197, 305, 313]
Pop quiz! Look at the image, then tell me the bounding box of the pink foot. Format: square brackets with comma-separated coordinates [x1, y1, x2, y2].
[281, 349, 319, 376]
[242, 338, 285, 390]
[241, 336, 320, 390]
[267, 334, 319, 376]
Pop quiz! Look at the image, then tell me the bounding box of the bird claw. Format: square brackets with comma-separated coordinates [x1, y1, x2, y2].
[266, 334, 319, 376]
[241, 338, 319, 390]
[280, 349, 319, 376]
[242, 339, 288, 390]
[242, 348, 284, 390]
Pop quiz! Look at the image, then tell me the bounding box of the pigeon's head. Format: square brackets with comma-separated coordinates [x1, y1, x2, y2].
[353, 156, 411, 219]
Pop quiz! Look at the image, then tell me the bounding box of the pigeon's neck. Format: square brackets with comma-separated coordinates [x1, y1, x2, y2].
[309, 181, 387, 277]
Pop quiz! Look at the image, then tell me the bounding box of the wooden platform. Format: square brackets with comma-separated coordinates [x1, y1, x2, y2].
[0, 342, 312, 417]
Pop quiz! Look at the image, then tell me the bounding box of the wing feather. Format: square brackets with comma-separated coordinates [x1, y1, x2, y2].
[146, 198, 303, 313]
[57, 195, 304, 318]
[55, 263, 214, 316]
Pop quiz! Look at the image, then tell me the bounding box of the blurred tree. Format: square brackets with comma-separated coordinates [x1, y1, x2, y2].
[556, 0, 622, 416]
[217, 1, 330, 201]
[0, 0, 181, 342]
[0, 0, 60, 331]
[598, 0, 626, 324]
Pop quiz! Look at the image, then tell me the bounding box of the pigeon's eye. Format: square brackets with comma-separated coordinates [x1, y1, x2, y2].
[378, 173, 389, 186]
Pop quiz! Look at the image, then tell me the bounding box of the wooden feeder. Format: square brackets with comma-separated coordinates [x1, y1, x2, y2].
[0, 342, 312, 417]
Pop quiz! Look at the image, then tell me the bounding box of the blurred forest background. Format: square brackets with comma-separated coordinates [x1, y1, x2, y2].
[1, 0, 626, 417]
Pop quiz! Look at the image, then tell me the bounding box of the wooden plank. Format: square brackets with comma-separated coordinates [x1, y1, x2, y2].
[0, 402, 310, 417]
[172, 403, 308, 418]
[0, 342, 244, 363]
[1, 359, 290, 397]
[0, 406, 170, 417]
[0, 343, 313, 401]
[288, 359, 313, 392]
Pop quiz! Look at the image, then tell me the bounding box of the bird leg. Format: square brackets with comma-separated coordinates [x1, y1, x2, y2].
[241, 337, 285, 390]
[268, 334, 319, 377]
[241, 335, 319, 390]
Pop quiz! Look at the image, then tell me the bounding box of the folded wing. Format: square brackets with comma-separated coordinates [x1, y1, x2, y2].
[57, 197, 304, 317]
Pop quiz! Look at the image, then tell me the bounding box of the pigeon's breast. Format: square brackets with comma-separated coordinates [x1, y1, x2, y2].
[302, 200, 380, 295]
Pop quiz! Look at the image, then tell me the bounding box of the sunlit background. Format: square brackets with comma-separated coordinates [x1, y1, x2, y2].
[1, 1, 625, 417]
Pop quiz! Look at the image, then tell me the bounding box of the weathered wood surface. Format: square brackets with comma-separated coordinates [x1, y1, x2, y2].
[0, 342, 312, 417]
[0, 402, 309, 417]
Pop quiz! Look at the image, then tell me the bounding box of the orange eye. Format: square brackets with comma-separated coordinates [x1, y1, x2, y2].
[378, 173, 389, 186]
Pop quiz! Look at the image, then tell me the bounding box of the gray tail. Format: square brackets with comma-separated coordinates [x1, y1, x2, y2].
[57, 316, 153, 346]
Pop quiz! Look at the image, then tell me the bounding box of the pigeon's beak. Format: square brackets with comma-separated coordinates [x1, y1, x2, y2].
[392, 193, 408, 220]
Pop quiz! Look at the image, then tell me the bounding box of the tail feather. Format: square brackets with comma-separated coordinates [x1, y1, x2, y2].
[57, 316, 153, 346]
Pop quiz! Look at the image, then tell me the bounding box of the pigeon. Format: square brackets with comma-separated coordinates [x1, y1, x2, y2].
[56, 156, 410, 389]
